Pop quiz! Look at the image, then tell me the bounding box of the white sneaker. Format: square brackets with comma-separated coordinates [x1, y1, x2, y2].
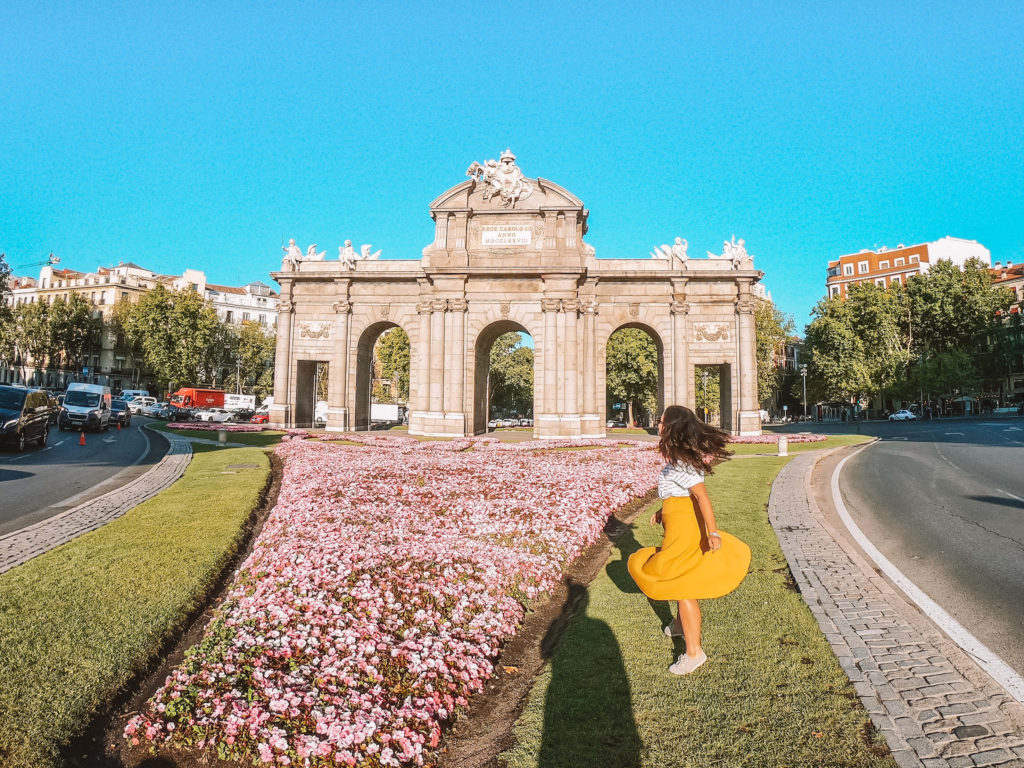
[669, 650, 707, 675]
[664, 623, 684, 638]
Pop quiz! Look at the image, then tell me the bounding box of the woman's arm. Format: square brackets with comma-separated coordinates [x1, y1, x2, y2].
[689, 482, 722, 551]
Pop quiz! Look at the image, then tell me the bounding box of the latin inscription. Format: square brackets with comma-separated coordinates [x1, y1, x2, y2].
[481, 224, 532, 247]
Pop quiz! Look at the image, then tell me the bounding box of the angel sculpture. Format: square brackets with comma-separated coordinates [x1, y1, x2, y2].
[360, 244, 382, 260]
[305, 244, 326, 261]
[650, 237, 688, 266]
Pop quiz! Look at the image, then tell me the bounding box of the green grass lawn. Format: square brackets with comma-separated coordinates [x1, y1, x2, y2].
[0, 444, 270, 768]
[501, 453, 894, 768]
[729, 433, 873, 456]
[147, 421, 287, 447]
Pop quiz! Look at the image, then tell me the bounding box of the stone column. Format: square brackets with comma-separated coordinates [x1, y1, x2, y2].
[326, 299, 352, 431]
[735, 294, 761, 435]
[269, 287, 293, 428]
[539, 297, 560, 436]
[408, 300, 432, 436]
[447, 298, 467, 431]
[563, 299, 579, 412]
[580, 298, 601, 436]
[555, 306, 566, 414]
[429, 299, 447, 415]
[671, 300, 690, 410]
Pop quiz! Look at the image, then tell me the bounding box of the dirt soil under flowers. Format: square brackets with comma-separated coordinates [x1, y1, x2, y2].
[69, 448, 656, 768]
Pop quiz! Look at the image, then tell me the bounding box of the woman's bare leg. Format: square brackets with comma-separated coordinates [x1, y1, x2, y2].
[677, 599, 702, 657]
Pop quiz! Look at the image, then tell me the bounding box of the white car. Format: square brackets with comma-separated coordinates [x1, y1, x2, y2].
[127, 396, 157, 414]
[888, 409, 917, 421]
[194, 407, 233, 423]
[142, 401, 167, 417]
[487, 419, 498, 430]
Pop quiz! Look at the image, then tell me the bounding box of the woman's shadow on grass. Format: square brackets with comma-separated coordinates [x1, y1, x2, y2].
[536, 517, 665, 768]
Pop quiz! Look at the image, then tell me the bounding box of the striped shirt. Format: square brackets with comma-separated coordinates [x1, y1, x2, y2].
[657, 462, 705, 499]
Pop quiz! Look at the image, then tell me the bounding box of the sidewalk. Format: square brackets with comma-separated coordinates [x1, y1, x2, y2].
[0, 430, 193, 576]
[770, 450, 1024, 768]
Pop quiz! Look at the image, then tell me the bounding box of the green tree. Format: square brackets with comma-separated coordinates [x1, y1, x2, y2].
[375, 327, 410, 402]
[120, 285, 223, 392]
[226, 321, 276, 395]
[802, 296, 872, 406]
[489, 332, 534, 416]
[754, 300, 795, 405]
[694, 366, 721, 421]
[48, 293, 101, 371]
[606, 328, 659, 426]
[0, 255, 14, 370]
[13, 301, 51, 382]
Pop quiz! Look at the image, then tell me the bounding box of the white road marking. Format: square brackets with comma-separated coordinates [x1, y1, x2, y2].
[102, 438, 116, 443]
[994, 488, 1024, 504]
[55, 440, 66, 446]
[7, 455, 28, 461]
[833, 444, 1024, 705]
[1006, 427, 1022, 432]
[945, 432, 965, 436]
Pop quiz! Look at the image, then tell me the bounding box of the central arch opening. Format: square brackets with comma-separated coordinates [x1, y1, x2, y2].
[472, 321, 535, 435]
[604, 324, 664, 429]
[354, 322, 411, 431]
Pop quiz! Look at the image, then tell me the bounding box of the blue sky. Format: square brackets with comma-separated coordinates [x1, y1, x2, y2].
[2, 1, 1021, 331]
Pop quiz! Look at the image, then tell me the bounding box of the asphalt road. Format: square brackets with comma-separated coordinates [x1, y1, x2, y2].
[835, 418, 1024, 677]
[0, 417, 168, 536]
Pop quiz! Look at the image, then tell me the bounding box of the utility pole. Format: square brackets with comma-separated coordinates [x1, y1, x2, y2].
[701, 369, 710, 423]
[800, 363, 808, 421]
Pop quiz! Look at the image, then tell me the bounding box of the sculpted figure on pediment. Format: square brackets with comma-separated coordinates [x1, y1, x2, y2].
[467, 149, 533, 208]
[282, 238, 303, 270]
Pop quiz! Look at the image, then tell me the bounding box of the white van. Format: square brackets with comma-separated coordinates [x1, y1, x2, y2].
[121, 389, 150, 400]
[127, 396, 157, 414]
[60, 383, 113, 431]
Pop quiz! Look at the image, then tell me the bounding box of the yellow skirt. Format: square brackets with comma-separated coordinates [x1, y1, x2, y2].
[628, 496, 751, 601]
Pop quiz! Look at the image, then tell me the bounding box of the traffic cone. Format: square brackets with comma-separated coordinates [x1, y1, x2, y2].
[79, 431, 86, 446]
[117, 422, 121, 430]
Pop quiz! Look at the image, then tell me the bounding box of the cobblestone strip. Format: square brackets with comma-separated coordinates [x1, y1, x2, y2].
[770, 452, 1024, 768]
[0, 432, 194, 576]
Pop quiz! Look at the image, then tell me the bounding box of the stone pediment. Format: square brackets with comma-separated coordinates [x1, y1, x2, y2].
[429, 177, 585, 214]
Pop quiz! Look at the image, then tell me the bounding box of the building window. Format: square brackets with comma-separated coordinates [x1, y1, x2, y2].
[876, 278, 886, 287]
[909, 255, 919, 263]
[892, 274, 902, 285]
[895, 257, 905, 266]
[830, 285, 840, 297]
[121, 292, 128, 301]
[843, 264, 854, 276]
[225, 311, 234, 323]
[879, 260, 889, 269]
[858, 261, 869, 274]
[242, 312, 250, 321]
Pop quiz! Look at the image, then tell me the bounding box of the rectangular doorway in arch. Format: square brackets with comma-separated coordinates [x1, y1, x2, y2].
[295, 360, 328, 428]
[694, 364, 732, 431]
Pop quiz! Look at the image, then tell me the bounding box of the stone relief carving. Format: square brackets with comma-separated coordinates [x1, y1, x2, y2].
[378, 304, 390, 319]
[466, 149, 533, 208]
[670, 300, 690, 315]
[299, 321, 331, 339]
[499, 301, 511, 318]
[694, 322, 731, 342]
[332, 300, 352, 314]
[628, 303, 640, 318]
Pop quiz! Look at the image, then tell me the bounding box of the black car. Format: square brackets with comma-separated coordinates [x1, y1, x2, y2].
[110, 398, 132, 427]
[0, 385, 51, 451]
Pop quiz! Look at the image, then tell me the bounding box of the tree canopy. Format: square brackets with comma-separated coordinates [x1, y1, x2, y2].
[606, 327, 659, 425]
[489, 332, 533, 416]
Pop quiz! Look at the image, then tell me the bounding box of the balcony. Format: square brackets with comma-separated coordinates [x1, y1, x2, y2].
[826, 266, 841, 279]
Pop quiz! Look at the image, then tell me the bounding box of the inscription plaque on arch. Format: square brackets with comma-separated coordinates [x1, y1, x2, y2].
[480, 224, 532, 247]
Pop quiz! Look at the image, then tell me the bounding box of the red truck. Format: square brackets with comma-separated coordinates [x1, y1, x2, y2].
[169, 387, 225, 411]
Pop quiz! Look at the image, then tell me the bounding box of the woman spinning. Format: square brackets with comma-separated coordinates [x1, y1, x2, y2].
[628, 405, 751, 675]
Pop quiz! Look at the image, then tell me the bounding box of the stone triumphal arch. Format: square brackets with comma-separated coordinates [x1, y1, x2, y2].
[269, 150, 764, 438]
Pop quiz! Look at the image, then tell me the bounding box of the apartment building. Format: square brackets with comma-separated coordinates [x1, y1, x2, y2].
[2, 261, 277, 390]
[825, 237, 991, 299]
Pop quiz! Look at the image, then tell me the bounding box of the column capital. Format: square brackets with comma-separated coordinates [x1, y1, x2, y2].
[277, 300, 294, 314]
[416, 300, 433, 314]
[581, 297, 599, 315]
[430, 298, 449, 313]
[670, 300, 690, 315]
[735, 297, 758, 315]
[448, 297, 468, 312]
[332, 300, 352, 314]
[541, 297, 562, 313]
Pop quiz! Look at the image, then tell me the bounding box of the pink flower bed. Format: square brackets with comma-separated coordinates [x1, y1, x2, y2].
[729, 433, 827, 444]
[127, 437, 661, 766]
[167, 422, 264, 432]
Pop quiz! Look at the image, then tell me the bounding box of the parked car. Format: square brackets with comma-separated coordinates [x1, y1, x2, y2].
[127, 396, 157, 414]
[250, 411, 270, 424]
[606, 419, 621, 428]
[46, 393, 60, 424]
[194, 407, 233, 423]
[157, 404, 178, 420]
[142, 401, 167, 417]
[230, 408, 255, 423]
[110, 398, 132, 427]
[888, 409, 917, 421]
[518, 418, 532, 427]
[487, 419, 498, 430]
[0, 385, 51, 451]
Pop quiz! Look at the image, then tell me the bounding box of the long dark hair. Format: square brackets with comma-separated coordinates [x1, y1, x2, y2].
[658, 404, 732, 474]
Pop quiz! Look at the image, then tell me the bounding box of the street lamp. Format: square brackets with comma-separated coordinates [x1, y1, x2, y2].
[236, 358, 242, 395]
[800, 364, 808, 421]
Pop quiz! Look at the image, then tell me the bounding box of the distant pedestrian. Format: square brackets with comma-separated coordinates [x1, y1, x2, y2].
[627, 405, 751, 675]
